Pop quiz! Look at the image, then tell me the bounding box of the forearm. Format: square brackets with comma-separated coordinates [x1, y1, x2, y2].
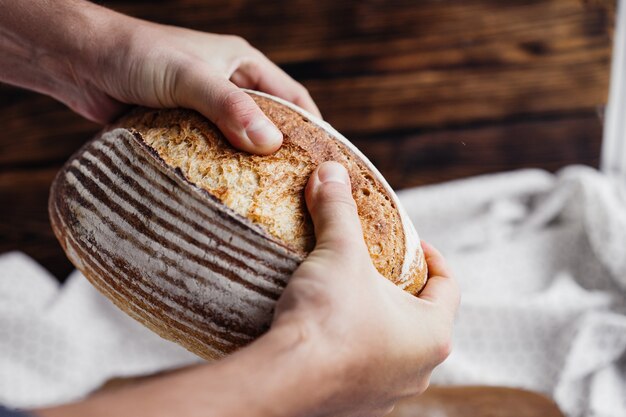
[34, 326, 328, 417]
[0, 0, 126, 102]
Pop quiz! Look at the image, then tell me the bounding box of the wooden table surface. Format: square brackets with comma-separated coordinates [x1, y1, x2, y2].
[391, 386, 565, 417]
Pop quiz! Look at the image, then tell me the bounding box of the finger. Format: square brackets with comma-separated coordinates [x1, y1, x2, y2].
[417, 241, 460, 317]
[421, 241, 452, 278]
[177, 67, 282, 155]
[230, 69, 255, 89]
[305, 161, 369, 256]
[232, 59, 322, 117]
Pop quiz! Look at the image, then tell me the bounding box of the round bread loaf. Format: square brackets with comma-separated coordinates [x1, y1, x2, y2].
[49, 90, 427, 360]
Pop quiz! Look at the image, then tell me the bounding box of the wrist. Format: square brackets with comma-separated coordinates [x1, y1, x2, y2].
[0, 1, 132, 109]
[55, 2, 135, 92]
[212, 323, 336, 417]
[33, 325, 329, 417]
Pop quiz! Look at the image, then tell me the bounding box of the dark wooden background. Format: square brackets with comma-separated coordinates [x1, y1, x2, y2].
[0, 0, 615, 280]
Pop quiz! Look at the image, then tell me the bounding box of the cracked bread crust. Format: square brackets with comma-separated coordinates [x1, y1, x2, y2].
[116, 93, 424, 291]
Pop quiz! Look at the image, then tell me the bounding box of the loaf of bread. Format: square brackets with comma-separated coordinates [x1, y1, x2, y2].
[49, 90, 427, 360]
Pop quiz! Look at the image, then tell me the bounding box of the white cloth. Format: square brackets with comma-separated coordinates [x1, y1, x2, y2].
[0, 254, 199, 408]
[0, 165, 625, 416]
[399, 166, 626, 417]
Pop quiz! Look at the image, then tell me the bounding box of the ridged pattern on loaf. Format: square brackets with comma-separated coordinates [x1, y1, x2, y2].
[49, 91, 428, 360]
[49, 129, 302, 359]
[122, 95, 407, 283]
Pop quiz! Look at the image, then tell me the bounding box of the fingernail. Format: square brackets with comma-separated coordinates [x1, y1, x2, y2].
[317, 161, 348, 185]
[246, 117, 282, 147]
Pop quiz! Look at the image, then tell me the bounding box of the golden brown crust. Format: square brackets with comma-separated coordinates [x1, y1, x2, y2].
[116, 95, 411, 285]
[50, 92, 428, 360]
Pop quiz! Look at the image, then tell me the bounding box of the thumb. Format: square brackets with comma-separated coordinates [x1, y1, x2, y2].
[305, 161, 369, 257]
[178, 68, 283, 155]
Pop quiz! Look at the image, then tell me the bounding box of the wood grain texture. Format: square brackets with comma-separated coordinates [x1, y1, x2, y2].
[0, 93, 97, 167]
[102, 0, 614, 134]
[353, 112, 604, 188]
[390, 386, 565, 417]
[0, 0, 613, 281]
[0, 166, 72, 279]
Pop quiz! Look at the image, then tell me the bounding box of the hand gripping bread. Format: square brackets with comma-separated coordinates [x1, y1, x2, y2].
[49, 90, 427, 360]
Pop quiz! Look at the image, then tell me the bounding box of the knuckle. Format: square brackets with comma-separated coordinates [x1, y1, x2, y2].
[224, 34, 241, 43]
[248, 47, 266, 60]
[417, 376, 431, 395]
[228, 34, 250, 49]
[152, 57, 193, 101]
[220, 89, 257, 122]
[290, 83, 313, 105]
[316, 182, 357, 210]
[406, 374, 432, 397]
[295, 82, 311, 97]
[325, 234, 360, 255]
[435, 337, 453, 364]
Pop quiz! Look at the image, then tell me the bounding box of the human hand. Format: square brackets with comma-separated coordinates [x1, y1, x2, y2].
[84, 14, 320, 154]
[32, 162, 458, 417]
[0, 0, 319, 154]
[270, 161, 461, 417]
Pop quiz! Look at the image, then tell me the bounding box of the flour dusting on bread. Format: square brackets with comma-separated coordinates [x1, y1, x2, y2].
[119, 94, 421, 289]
